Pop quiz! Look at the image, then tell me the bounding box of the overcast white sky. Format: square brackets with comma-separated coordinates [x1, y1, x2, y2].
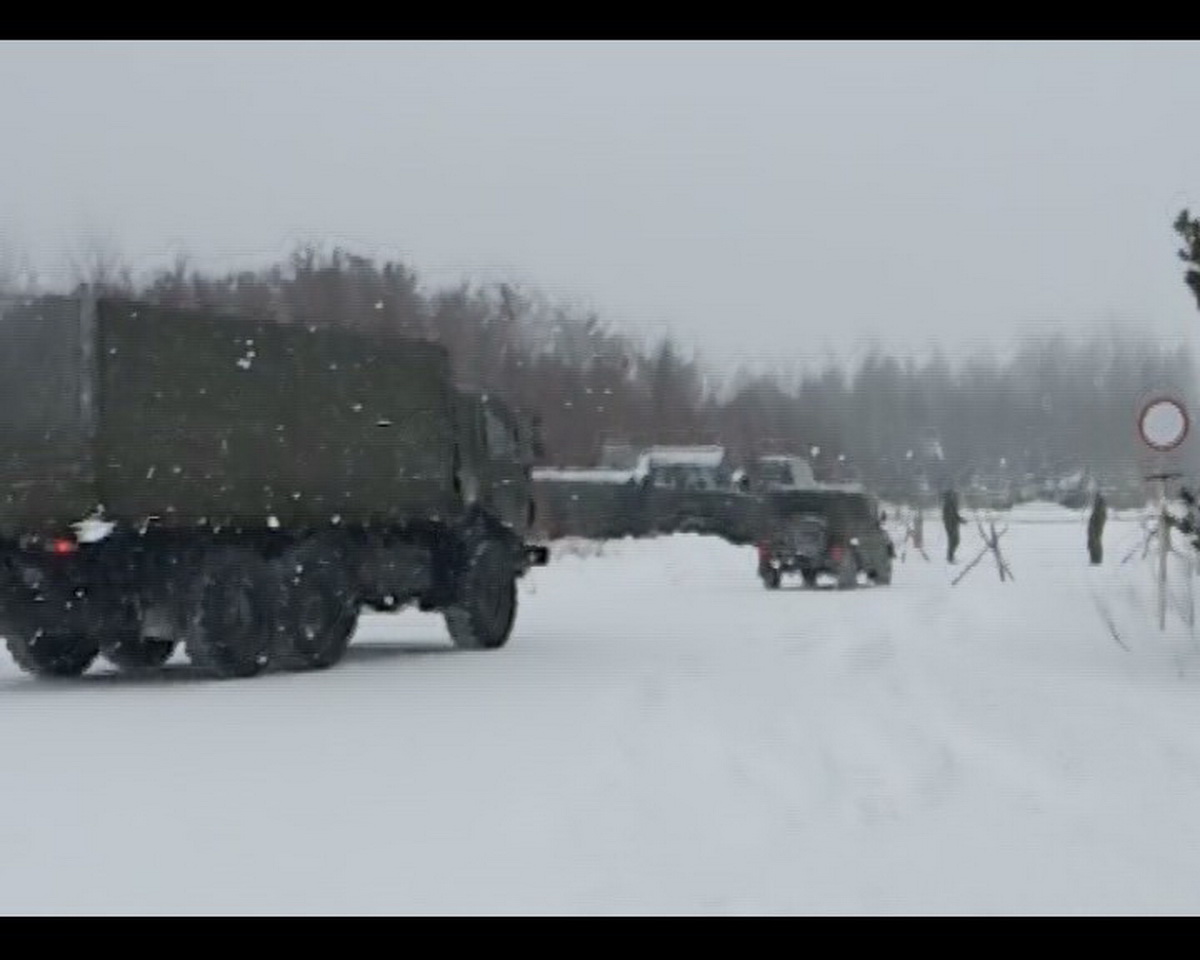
[1, 40, 1199, 372]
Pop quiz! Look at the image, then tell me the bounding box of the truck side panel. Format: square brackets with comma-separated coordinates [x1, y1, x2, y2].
[94, 300, 464, 529]
[0, 296, 95, 535]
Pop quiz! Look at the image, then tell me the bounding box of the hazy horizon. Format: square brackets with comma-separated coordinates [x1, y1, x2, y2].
[2, 40, 1199, 373]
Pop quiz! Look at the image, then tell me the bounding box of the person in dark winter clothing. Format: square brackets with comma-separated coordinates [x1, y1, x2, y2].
[1087, 491, 1107, 565]
[942, 488, 966, 563]
[1177, 488, 1200, 553]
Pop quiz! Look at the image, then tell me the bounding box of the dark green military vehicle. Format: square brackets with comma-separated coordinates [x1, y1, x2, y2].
[755, 488, 894, 590]
[0, 295, 547, 679]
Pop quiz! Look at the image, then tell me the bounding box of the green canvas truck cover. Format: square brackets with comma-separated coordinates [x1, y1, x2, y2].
[0, 295, 463, 535]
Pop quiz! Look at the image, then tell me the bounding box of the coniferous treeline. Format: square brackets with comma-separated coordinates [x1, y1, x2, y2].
[3, 243, 1192, 489]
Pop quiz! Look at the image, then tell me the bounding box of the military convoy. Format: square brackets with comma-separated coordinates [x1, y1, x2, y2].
[0, 295, 546, 680]
[532, 446, 896, 589]
[0, 294, 903, 680]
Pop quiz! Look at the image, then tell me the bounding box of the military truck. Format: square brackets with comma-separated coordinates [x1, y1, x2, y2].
[0, 294, 547, 680]
[531, 467, 648, 540]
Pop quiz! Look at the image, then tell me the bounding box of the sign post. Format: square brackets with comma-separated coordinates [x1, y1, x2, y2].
[1138, 396, 1191, 631]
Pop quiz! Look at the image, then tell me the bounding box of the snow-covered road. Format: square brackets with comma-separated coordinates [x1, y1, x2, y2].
[3, 504, 1200, 914]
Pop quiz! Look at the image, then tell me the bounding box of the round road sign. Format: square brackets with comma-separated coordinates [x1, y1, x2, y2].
[1139, 397, 1190, 452]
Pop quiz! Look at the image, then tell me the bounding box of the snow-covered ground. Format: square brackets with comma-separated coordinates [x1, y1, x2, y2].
[3, 505, 1200, 914]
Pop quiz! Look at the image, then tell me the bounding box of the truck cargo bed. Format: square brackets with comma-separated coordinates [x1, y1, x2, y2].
[0, 296, 463, 536]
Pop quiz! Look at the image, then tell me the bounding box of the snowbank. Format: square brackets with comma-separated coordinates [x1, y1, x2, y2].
[2, 519, 1200, 913]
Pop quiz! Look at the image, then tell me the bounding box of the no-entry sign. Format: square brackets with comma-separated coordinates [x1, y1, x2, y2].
[1139, 396, 1190, 453]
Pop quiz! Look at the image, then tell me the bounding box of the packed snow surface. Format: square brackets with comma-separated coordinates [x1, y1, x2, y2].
[2, 505, 1200, 914]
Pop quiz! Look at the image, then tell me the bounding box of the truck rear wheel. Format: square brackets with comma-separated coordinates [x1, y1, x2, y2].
[184, 548, 275, 679]
[102, 636, 176, 673]
[273, 539, 359, 670]
[445, 538, 517, 650]
[100, 598, 177, 674]
[5, 630, 99, 678]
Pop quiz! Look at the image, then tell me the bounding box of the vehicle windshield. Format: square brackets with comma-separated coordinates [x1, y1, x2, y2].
[758, 460, 795, 487]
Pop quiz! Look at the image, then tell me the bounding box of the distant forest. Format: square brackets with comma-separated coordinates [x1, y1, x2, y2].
[1, 242, 1195, 491]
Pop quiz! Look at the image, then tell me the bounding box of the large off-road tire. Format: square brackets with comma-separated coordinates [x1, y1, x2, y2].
[761, 567, 781, 590]
[102, 636, 177, 673]
[99, 598, 177, 674]
[183, 547, 275, 679]
[444, 538, 517, 651]
[273, 539, 359, 671]
[835, 553, 859, 591]
[4, 630, 99, 678]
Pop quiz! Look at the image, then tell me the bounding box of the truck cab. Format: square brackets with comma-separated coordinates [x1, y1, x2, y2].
[753, 455, 818, 492]
[453, 390, 540, 541]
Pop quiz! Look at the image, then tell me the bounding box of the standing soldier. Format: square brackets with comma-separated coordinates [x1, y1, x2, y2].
[1087, 490, 1107, 565]
[942, 488, 965, 563]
